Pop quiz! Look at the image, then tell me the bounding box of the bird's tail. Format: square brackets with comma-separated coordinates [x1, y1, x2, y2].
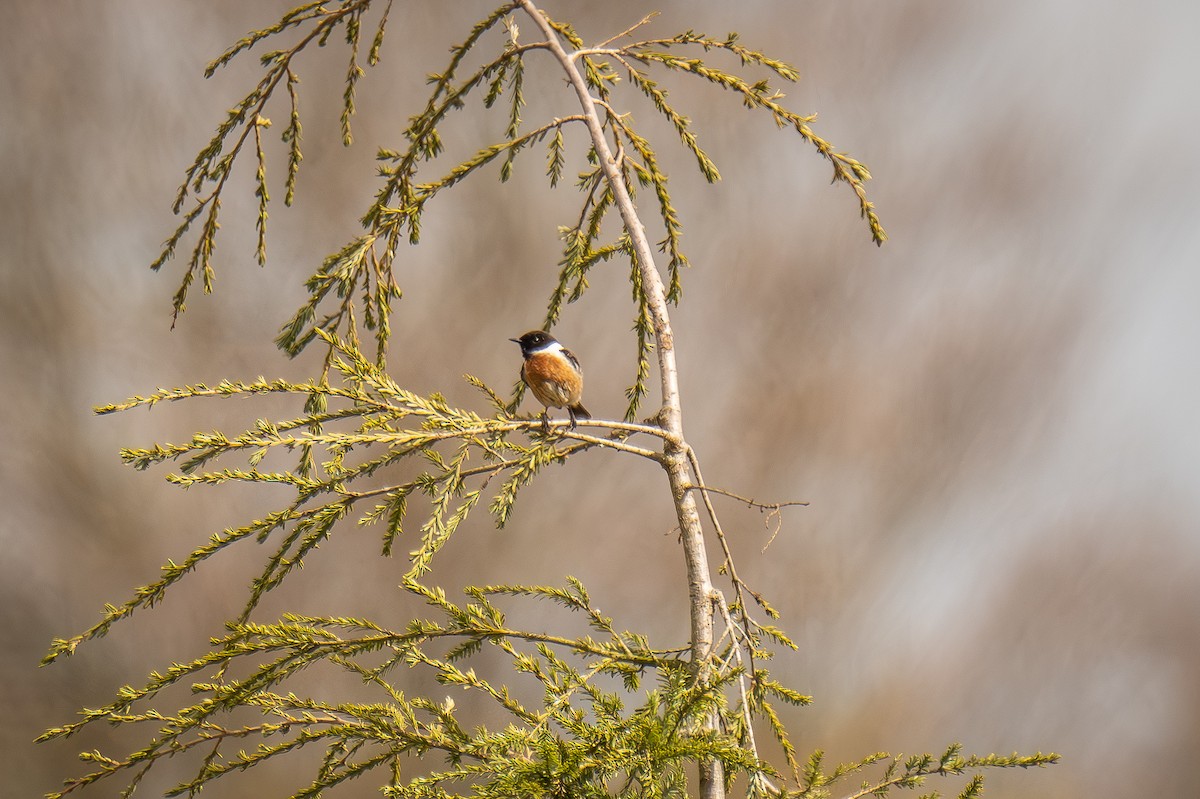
[569, 403, 591, 421]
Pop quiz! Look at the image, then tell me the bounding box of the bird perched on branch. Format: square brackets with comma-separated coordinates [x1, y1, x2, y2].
[510, 330, 591, 430]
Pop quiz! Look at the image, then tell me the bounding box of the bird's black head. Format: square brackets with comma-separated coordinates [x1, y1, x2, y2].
[510, 330, 556, 356]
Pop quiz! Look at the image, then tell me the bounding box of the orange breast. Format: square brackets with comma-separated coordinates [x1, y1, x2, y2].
[523, 352, 583, 408]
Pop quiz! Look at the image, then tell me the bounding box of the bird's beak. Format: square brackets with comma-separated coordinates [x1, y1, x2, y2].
[509, 338, 520, 344]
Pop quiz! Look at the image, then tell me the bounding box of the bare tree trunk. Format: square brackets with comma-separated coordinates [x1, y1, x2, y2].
[518, 4, 722, 797]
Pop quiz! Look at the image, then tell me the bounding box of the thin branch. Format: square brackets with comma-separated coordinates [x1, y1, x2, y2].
[712, 591, 780, 798]
[683, 484, 809, 513]
[685, 446, 761, 678]
[593, 12, 659, 50]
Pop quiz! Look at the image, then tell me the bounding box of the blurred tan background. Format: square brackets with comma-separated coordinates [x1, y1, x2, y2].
[4, 2, 1198, 797]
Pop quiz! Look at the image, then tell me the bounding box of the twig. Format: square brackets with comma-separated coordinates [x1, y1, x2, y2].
[593, 12, 659, 50]
[683, 484, 809, 512]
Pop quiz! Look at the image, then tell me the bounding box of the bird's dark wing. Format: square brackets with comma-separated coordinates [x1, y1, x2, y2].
[561, 347, 583, 374]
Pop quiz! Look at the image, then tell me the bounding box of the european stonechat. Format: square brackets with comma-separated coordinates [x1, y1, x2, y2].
[511, 330, 591, 429]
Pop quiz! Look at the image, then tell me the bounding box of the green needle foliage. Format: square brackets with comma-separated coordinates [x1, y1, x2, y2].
[42, 3, 1057, 798]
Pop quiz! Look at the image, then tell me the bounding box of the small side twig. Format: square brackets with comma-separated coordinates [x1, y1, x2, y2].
[683, 483, 808, 513]
[712, 591, 782, 798]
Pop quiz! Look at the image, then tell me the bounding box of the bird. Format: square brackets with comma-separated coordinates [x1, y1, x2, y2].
[510, 330, 591, 430]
